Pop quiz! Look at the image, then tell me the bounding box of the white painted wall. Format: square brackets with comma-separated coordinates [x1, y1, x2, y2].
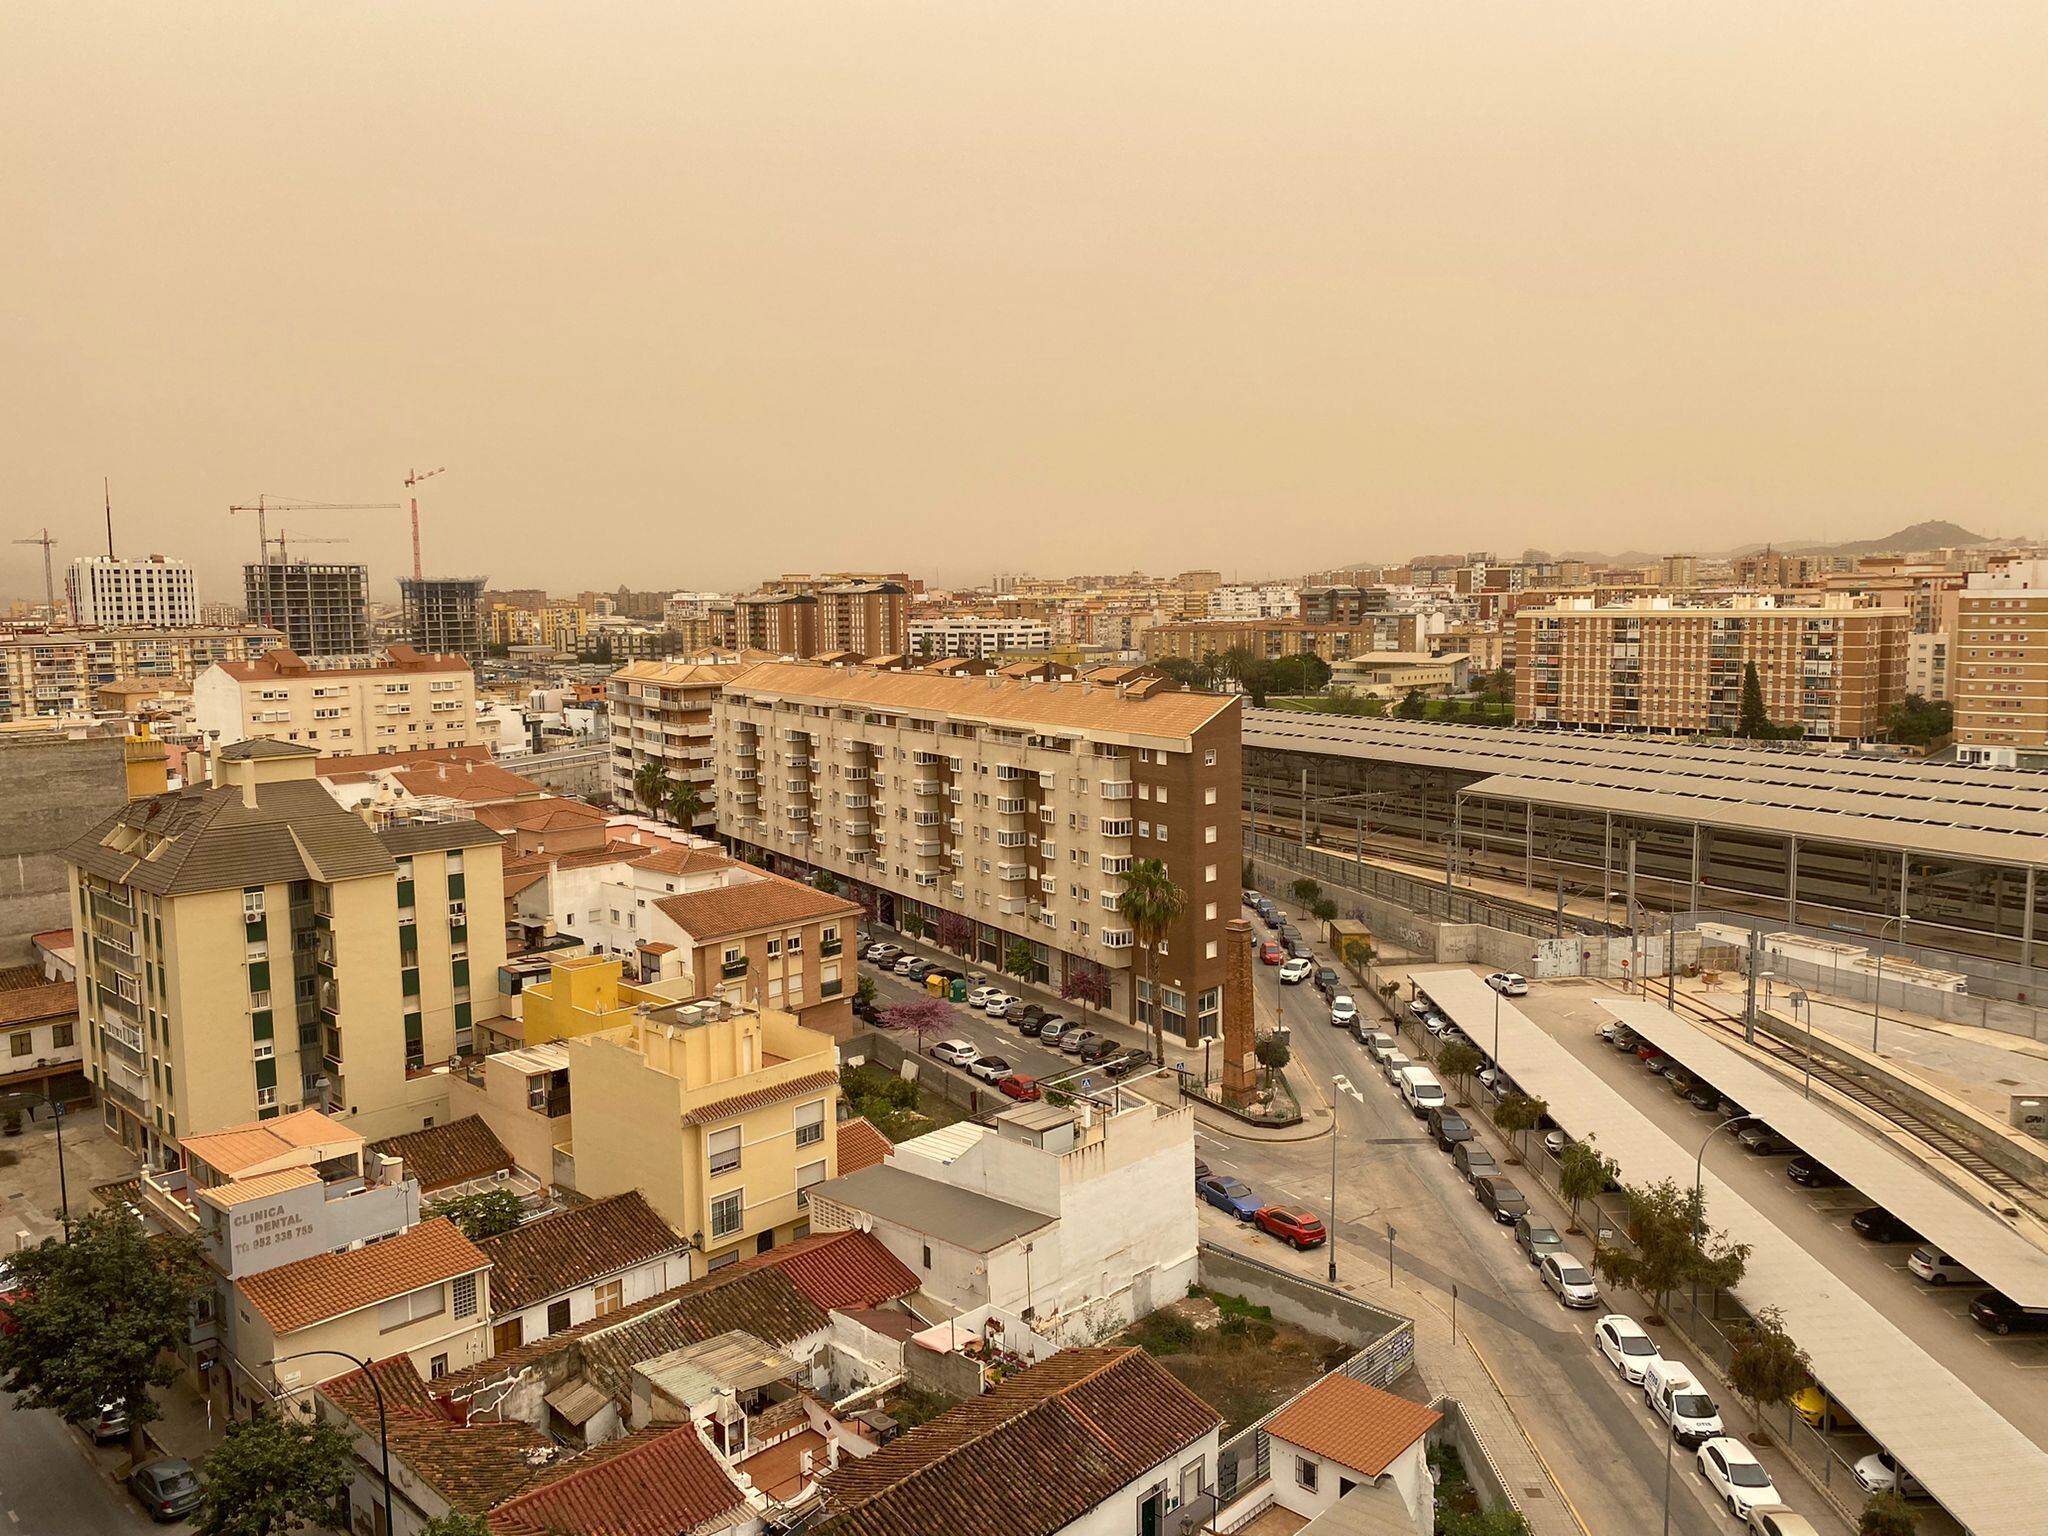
[497, 1253, 684, 1346]
[1055, 1428, 1221, 1536]
[1266, 1432, 1433, 1536]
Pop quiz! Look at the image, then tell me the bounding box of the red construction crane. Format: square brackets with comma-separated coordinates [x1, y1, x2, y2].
[229, 496, 400, 625]
[403, 467, 447, 582]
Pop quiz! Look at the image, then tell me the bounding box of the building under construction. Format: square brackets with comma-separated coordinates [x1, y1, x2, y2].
[243, 561, 371, 658]
[400, 576, 488, 660]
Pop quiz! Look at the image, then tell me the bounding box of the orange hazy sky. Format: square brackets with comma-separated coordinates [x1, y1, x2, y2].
[4, 3, 2044, 601]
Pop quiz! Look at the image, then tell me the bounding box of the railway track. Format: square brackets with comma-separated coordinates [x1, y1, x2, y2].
[1656, 987, 2038, 1206]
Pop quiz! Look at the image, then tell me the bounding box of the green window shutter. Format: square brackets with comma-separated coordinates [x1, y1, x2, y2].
[396, 879, 415, 907]
[399, 924, 419, 955]
[251, 1010, 274, 1041]
[447, 872, 466, 899]
[452, 960, 470, 989]
[454, 1002, 472, 1030]
[248, 960, 271, 993]
[402, 967, 421, 998]
[449, 923, 468, 944]
[404, 1015, 423, 1045]
[254, 1058, 277, 1091]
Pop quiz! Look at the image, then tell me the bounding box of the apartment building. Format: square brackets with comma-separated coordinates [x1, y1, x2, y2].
[193, 644, 477, 758]
[735, 591, 818, 657]
[566, 995, 845, 1268]
[1954, 561, 2048, 767]
[1514, 597, 1909, 740]
[1142, 615, 1419, 664]
[714, 661, 1240, 1038]
[66, 555, 199, 628]
[607, 659, 735, 827]
[64, 739, 508, 1162]
[488, 601, 588, 653]
[817, 580, 910, 657]
[1297, 586, 1392, 625]
[243, 561, 372, 657]
[908, 615, 1054, 660]
[400, 576, 488, 659]
[1908, 632, 1952, 704]
[0, 624, 282, 723]
[1204, 582, 1298, 620]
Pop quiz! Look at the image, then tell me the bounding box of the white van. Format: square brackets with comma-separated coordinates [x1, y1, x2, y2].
[1641, 1358, 1723, 1447]
[1397, 1066, 1445, 1118]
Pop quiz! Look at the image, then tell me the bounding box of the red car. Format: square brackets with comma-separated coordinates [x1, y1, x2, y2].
[1254, 1206, 1327, 1250]
[997, 1074, 1041, 1102]
[1258, 941, 1285, 965]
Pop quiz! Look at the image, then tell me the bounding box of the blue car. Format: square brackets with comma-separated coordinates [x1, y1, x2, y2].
[1196, 1174, 1262, 1221]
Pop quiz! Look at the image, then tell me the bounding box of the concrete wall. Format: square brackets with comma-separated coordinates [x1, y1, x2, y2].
[1427, 1398, 1519, 1527]
[0, 735, 124, 963]
[1197, 1242, 1415, 1360]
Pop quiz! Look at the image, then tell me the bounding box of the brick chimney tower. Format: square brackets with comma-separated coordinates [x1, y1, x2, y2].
[1221, 917, 1258, 1105]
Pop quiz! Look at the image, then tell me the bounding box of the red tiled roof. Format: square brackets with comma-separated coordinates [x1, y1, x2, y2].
[627, 845, 734, 877]
[318, 745, 493, 777]
[742, 1230, 918, 1311]
[652, 874, 860, 943]
[0, 979, 76, 1026]
[221, 645, 469, 681]
[683, 1069, 840, 1128]
[488, 1425, 748, 1536]
[390, 759, 552, 805]
[1264, 1374, 1441, 1478]
[370, 1116, 514, 1192]
[835, 1117, 892, 1175]
[473, 797, 611, 831]
[478, 1192, 687, 1312]
[322, 1357, 559, 1516]
[237, 1218, 487, 1333]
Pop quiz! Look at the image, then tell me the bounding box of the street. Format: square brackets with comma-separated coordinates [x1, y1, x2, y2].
[0, 1392, 174, 1534]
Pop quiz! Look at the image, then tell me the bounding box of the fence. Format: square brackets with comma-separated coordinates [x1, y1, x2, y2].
[1249, 830, 1571, 942]
[844, 1029, 994, 1118]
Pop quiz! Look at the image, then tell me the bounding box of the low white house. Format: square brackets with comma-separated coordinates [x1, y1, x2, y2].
[1262, 1374, 1442, 1536]
[477, 1190, 690, 1353]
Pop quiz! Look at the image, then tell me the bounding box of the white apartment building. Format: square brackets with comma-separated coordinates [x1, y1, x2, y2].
[66, 555, 200, 628]
[907, 615, 1055, 660]
[607, 660, 739, 828]
[0, 624, 281, 724]
[1908, 632, 1951, 703]
[1205, 582, 1299, 621]
[193, 644, 477, 758]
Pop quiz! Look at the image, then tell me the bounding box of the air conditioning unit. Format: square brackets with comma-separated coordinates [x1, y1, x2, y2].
[491, 1169, 511, 1183]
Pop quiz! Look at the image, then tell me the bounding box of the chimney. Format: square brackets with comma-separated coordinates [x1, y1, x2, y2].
[1221, 917, 1257, 1106]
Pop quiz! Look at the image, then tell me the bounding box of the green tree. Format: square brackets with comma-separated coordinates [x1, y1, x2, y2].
[1558, 1137, 1620, 1236]
[1003, 939, 1037, 981]
[1492, 1092, 1547, 1164]
[1437, 1040, 1485, 1104]
[1394, 687, 1428, 720]
[1727, 1305, 1809, 1429]
[1341, 937, 1376, 975]
[1118, 859, 1188, 1063]
[855, 973, 877, 1013]
[1289, 877, 1321, 909]
[1254, 1033, 1291, 1093]
[424, 1187, 524, 1241]
[1885, 694, 1952, 749]
[420, 1515, 493, 1536]
[900, 909, 927, 941]
[1738, 661, 1772, 739]
[630, 760, 673, 818]
[810, 869, 840, 895]
[1310, 895, 1338, 924]
[663, 779, 704, 827]
[196, 1411, 355, 1536]
[1267, 652, 1332, 696]
[0, 1207, 206, 1454]
[1858, 1490, 1918, 1536]
[1593, 1177, 1749, 1324]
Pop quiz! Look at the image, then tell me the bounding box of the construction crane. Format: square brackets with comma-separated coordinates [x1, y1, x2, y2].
[403, 466, 447, 582]
[264, 531, 351, 563]
[12, 528, 57, 618]
[228, 495, 400, 625]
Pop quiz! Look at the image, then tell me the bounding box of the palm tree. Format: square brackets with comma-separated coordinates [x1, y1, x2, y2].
[664, 779, 705, 828]
[631, 761, 673, 819]
[1118, 858, 1187, 1064]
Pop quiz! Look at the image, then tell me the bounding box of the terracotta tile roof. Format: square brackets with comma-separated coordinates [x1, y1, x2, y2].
[196, 1168, 320, 1207]
[741, 1230, 918, 1311]
[318, 744, 493, 777]
[487, 1425, 748, 1536]
[0, 979, 76, 1026]
[683, 1069, 840, 1127]
[322, 1358, 560, 1516]
[652, 875, 860, 943]
[371, 1116, 515, 1192]
[472, 797, 611, 832]
[478, 1192, 686, 1312]
[627, 844, 734, 877]
[503, 867, 547, 901]
[818, 1347, 1220, 1536]
[237, 1218, 487, 1333]
[1263, 1374, 1441, 1478]
[835, 1117, 892, 1175]
[608, 660, 742, 687]
[389, 759, 551, 805]
[182, 1108, 358, 1177]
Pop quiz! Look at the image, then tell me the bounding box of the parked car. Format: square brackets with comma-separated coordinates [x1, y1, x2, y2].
[1061, 1029, 1099, 1056]
[1664, 1070, 1696, 1099]
[1422, 1013, 1449, 1037]
[1475, 1176, 1529, 1223]
[1907, 1244, 1980, 1286]
[1850, 1207, 1919, 1244]
[997, 1074, 1041, 1102]
[1697, 1437, 1780, 1522]
[1539, 1252, 1600, 1308]
[1542, 1128, 1568, 1157]
[1313, 966, 1341, 996]
[1684, 1084, 1721, 1113]
[1079, 1036, 1120, 1064]
[129, 1459, 204, 1524]
[893, 954, 926, 976]
[1852, 1450, 1921, 1498]
[1485, 971, 1529, 996]
[968, 984, 1004, 1007]
[864, 942, 902, 964]
[1641, 1053, 1673, 1076]
[1745, 1508, 1823, 1536]
[1407, 999, 1434, 1022]
[1429, 1109, 1473, 1152]
[1365, 1033, 1399, 1066]
[1013, 1003, 1047, 1028]
[1286, 941, 1314, 962]
[1452, 1143, 1498, 1184]
[1262, 907, 1284, 929]
[1278, 957, 1314, 984]
[929, 1039, 979, 1068]
[984, 994, 1022, 1018]
[1255, 1206, 1328, 1249]
[1329, 995, 1358, 1029]
[907, 960, 942, 982]
[1104, 1047, 1152, 1078]
[1037, 1017, 1069, 1045]
[1791, 1385, 1857, 1431]
[1514, 1216, 1564, 1266]
[1380, 1050, 1411, 1083]
[1197, 1175, 1262, 1221]
[1971, 1289, 2048, 1336]
[967, 1055, 1011, 1083]
[1595, 1314, 1662, 1384]
[1642, 1358, 1724, 1448]
[1259, 941, 1286, 965]
[83, 1402, 131, 1443]
[1786, 1155, 1844, 1189]
[1608, 1026, 1640, 1051]
[1736, 1124, 1791, 1156]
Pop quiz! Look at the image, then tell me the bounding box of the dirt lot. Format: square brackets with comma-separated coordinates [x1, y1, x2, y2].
[1123, 1292, 1350, 1435]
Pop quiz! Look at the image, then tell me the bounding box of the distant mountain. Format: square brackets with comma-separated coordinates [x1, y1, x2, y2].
[1725, 520, 1993, 560]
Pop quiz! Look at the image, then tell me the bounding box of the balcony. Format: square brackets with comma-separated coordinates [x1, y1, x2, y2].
[722, 956, 750, 980]
[1102, 929, 1134, 949]
[786, 807, 811, 823]
[998, 898, 1028, 916]
[843, 794, 870, 810]
[820, 937, 842, 957]
[820, 978, 844, 999]
[845, 821, 872, 839]
[912, 751, 942, 766]
[1099, 819, 1133, 838]
[996, 798, 1027, 815]
[1099, 781, 1133, 800]
[913, 811, 943, 827]
[784, 779, 812, 795]
[844, 767, 869, 783]
[787, 755, 813, 769]
[997, 864, 1029, 881]
[913, 872, 940, 888]
[911, 780, 941, 796]
[995, 764, 1025, 780]
[996, 831, 1028, 848]
[913, 840, 943, 857]
[1039, 877, 1056, 895]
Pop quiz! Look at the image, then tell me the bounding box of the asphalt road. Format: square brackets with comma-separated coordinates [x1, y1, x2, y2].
[0, 1394, 173, 1534]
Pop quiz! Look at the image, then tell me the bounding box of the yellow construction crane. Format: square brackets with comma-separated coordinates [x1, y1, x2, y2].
[11, 528, 57, 618]
[229, 495, 399, 625]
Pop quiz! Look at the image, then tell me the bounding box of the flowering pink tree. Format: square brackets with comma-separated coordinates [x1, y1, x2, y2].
[884, 996, 956, 1052]
[935, 912, 975, 954]
[1061, 961, 1113, 1018]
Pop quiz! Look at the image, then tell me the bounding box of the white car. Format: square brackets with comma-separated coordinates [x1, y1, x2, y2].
[1544, 1129, 1568, 1157]
[1329, 995, 1358, 1028]
[984, 994, 1021, 1018]
[863, 943, 901, 964]
[1485, 971, 1529, 996]
[893, 954, 925, 976]
[1407, 999, 1434, 1021]
[966, 1055, 1011, 1084]
[1594, 1314, 1661, 1383]
[929, 1039, 979, 1068]
[1697, 1437, 1780, 1521]
[1539, 1252, 1600, 1308]
[1423, 1014, 1448, 1036]
[1277, 958, 1314, 984]
[1852, 1450, 1918, 1497]
[967, 986, 1004, 1008]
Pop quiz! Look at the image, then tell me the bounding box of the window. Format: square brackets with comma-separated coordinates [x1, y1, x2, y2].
[1204, 902, 1217, 920]
[1204, 825, 1217, 844]
[794, 1099, 825, 1147]
[452, 1273, 478, 1319]
[1204, 749, 1217, 766]
[796, 1159, 825, 1207]
[53, 1023, 74, 1049]
[429, 1354, 449, 1380]
[710, 1190, 743, 1239]
[921, 1243, 933, 1270]
[766, 937, 781, 958]
[8, 1033, 28, 1058]
[547, 1298, 571, 1333]
[1205, 864, 1217, 883]
[1204, 787, 1218, 805]
[378, 1284, 446, 1333]
[593, 1279, 623, 1317]
[1295, 1456, 1318, 1492]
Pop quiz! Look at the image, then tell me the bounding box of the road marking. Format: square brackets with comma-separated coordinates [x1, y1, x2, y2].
[1331, 1073, 1365, 1104]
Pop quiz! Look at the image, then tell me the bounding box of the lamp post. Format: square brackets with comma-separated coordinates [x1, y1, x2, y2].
[1789, 990, 1811, 1097]
[1327, 1109, 1340, 1284]
[268, 1349, 390, 1533]
[1691, 1115, 1753, 1317]
[1872, 915, 1903, 1055]
[0, 1089, 70, 1240]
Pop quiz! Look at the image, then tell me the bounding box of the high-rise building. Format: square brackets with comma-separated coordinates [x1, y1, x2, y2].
[607, 659, 738, 826]
[243, 561, 371, 658]
[907, 615, 1054, 659]
[65, 739, 507, 1161]
[1514, 597, 1908, 740]
[1954, 561, 2048, 767]
[815, 580, 909, 657]
[66, 555, 199, 628]
[714, 661, 1241, 1041]
[0, 625, 282, 723]
[400, 576, 488, 660]
[734, 591, 818, 656]
[193, 644, 476, 759]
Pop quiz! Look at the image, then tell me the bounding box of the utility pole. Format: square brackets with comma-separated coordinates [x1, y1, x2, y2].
[11, 529, 57, 618]
[1743, 922, 1761, 1045]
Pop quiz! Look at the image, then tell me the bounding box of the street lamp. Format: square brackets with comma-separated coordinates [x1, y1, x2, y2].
[1327, 1111, 1340, 1284]
[1871, 915, 1904, 1055]
[268, 1349, 390, 1531]
[0, 1088, 71, 1240]
[1788, 990, 1811, 1097]
[1691, 1114, 1753, 1314]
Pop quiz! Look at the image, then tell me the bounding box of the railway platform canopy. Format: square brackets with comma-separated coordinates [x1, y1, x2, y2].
[1602, 996, 2048, 1308]
[1414, 966, 2048, 1536]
